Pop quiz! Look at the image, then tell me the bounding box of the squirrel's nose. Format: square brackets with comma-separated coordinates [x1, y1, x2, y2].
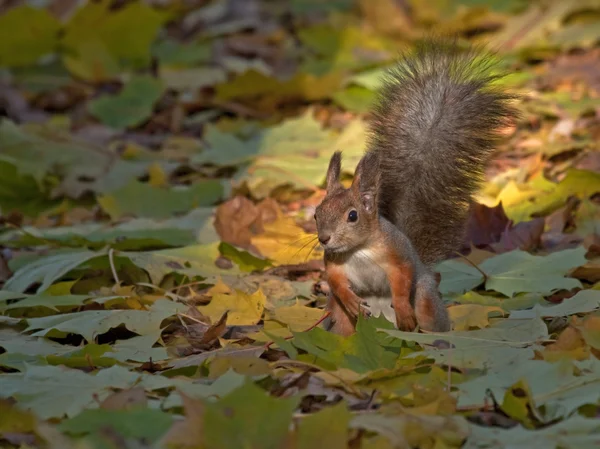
[319, 235, 331, 245]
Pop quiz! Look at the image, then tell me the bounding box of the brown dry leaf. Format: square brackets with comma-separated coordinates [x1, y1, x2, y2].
[493, 217, 545, 253]
[160, 393, 205, 449]
[542, 326, 589, 362]
[214, 196, 262, 250]
[576, 313, 600, 351]
[100, 387, 148, 410]
[198, 288, 266, 325]
[199, 311, 229, 345]
[571, 262, 600, 284]
[214, 196, 281, 252]
[463, 202, 510, 249]
[448, 304, 505, 330]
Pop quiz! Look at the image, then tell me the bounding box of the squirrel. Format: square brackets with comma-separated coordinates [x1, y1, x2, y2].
[314, 39, 516, 336]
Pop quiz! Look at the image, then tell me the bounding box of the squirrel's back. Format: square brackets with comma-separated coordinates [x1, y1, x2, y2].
[367, 39, 517, 266]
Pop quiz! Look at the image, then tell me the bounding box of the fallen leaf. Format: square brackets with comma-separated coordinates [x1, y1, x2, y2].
[251, 214, 322, 265]
[481, 247, 587, 297]
[97, 179, 223, 220]
[88, 75, 164, 129]
[0, 6, 60, 67]
[198, 289, 266, 326]
[449, 304, 505, 330]
[61, 1, 170, 81]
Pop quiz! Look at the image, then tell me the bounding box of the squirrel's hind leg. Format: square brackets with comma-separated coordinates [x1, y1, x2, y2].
[414, 276, 451, 332]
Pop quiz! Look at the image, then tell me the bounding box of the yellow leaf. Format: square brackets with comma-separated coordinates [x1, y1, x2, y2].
[207, 277, 233, 296]
[408, 384, 457, 415]
[272, 302, 326, 332]
[248, 319, 290, 342]
[208, 356, 271, 378]
[61, 1, 170, 81]
[448, 304, 505, 330]
[125, 297, 144, 310]
[198, 289, 266, 325]
[500, 379, 542, 429]
[148, 162, 167, 187]
[251, 215, 322, 265]
[216, 70, 343, 105]
[496, 181, 539, 208]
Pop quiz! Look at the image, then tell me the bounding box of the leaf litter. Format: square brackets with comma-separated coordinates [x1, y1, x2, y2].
[1, 0, 600, 448]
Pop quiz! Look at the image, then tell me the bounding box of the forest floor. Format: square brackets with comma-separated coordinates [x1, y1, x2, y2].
[1, 0, 600, 448]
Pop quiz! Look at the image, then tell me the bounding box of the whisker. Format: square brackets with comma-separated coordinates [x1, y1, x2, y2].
[304, 240, 321, 263]
[289, 236, 319, 263]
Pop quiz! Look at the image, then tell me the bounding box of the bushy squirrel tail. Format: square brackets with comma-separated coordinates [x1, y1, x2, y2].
[366, 38, 518, 266]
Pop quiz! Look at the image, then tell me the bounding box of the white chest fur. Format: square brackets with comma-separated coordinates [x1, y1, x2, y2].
[343, 249, 390, 296]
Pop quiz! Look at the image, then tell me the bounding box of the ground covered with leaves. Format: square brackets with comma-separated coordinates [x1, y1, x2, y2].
[0, 0, 600, 448]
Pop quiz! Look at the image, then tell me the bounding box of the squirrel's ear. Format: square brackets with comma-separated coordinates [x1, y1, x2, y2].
[325, 151, 343, 193]
[352, 152, 380, 213]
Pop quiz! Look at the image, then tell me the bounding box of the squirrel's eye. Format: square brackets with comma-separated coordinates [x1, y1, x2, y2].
[313, 213, 317, 221]
[347, 210, 358, 222]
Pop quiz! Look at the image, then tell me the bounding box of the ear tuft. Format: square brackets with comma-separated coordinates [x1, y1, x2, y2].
[352, 152, 380, 213]
[325, 151, 343, 193]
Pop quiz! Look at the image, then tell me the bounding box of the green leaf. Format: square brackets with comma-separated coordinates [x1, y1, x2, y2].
[332, 86, 376, 113]
[46, 344, 117, 369]
[88, 75, 165, 129]
[124, 242, 238, 283]
[0, 159, 58, 216]
[0, 292, 115, 312]
[382, 317, 549, 371]
[450, 291, 542, 311]
[25, 299, 186, 342]
[0, 364, 140, 419]
[2, 207, 216, 250]
[153, 38, 212, 67]
[457, 358, 600, 416]
[4, 250, 102, 294]
[291, 315, 400, 373]
[0, 6, 60, 67]
[219, 242, 272, 272]
[506, 169, 600, 223]
[465, 414, 600, 449]
[59, 408, 173, 440]
[0, 120, 125, 198]
[203, 381, 300, 449]
[110, 332, 169, 363]
[61, 1, 170, 80]
[437, 259, 485, 295]
[163, 369, 247, 409]
[509, 290, 600, 319]
[0, 328, 72, 357]
[296, 402, 351, 449]
[97, 180, 223, 220]
[480, 247, 586, 297]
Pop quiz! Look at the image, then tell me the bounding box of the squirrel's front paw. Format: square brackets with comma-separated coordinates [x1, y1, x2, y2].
[394, 305, 417, 331]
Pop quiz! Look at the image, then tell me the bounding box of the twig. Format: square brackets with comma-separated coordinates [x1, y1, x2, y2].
[264, 311, 331, 350]
[453, 251, 488, 281]
[271, 359, 366, 398]
[108, 248, 120, 286]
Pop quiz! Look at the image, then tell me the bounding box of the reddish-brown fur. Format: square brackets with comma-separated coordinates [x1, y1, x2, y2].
[386, 253, 417, 331]
[325, 264, 364, 318]
[415, 292, 437, 331]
